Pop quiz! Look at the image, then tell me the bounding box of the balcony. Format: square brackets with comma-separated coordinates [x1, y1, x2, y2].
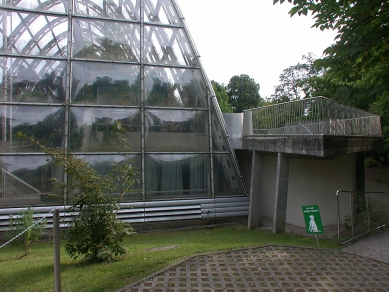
[241, 97, 382, 156]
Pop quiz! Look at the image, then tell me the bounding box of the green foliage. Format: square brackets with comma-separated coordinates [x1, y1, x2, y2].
[226, 74, 263, 113]
[211, 80, 233, 113]
[274, 0, 389, 165]
[18, 129, 137, 263]
[271, 53, 324, 102]
[6, 206, 46, 258]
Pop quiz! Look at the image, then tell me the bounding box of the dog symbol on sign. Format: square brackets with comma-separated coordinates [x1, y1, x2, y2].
[308, 215, 320, 233]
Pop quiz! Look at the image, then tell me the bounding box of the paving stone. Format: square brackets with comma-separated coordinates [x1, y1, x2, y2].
[118, 246, 389, 292]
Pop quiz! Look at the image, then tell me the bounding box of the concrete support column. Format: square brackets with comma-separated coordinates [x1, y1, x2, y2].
[273, 153, 290, 233]
[248, 151, 261, 229]
[355, 152, 365, 200]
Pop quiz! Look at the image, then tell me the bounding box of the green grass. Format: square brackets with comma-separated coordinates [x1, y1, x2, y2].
[0, 225, 339, 292]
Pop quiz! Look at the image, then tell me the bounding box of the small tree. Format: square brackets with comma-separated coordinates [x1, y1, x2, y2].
[19, 127, 137, 263]
[7, 206, 46, 259]
[226, 74, 263, 113]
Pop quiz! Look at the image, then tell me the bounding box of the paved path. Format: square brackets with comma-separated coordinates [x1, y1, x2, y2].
[342, 228, 389, 264]
[118, 243, 389, 292]
[118, 182, 389, 291]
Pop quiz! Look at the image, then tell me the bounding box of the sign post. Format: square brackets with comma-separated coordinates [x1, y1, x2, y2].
[302, 205, 324, 248]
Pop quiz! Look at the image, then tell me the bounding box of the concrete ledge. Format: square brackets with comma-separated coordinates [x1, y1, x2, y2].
[242, 135, 382, 157]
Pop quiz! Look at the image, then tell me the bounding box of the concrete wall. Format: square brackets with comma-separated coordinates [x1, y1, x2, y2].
[251, 153, 354, 227]
[286, 154, 354, 227]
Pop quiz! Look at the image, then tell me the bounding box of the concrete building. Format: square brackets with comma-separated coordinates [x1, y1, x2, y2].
[0, 0, 383, 233]
[225, 98, 382, 232]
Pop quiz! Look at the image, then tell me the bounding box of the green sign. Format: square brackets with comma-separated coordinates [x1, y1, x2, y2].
[302, 205, 324, 235]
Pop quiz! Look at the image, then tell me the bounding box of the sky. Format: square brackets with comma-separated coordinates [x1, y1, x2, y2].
[176, 0, 338, 98]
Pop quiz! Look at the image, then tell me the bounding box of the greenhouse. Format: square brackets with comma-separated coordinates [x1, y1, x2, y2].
[0, 0, 248, 222]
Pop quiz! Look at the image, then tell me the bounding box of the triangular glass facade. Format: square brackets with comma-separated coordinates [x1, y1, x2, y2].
[0, 0, 246, 207]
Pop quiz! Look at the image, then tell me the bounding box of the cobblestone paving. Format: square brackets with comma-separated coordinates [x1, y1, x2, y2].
[118, 245, 389, 292]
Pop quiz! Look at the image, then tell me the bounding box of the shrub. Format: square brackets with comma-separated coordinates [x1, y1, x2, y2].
[7, 206, 46, 258]
[18, 126, 137, 263]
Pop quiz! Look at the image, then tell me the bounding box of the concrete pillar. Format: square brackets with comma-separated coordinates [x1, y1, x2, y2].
[248, 151, 261, 229]
[355, 152, 365, 199]
[273, 153, 290, 233]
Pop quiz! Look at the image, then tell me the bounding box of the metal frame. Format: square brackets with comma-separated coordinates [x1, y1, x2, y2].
[0, 0, 247, 212]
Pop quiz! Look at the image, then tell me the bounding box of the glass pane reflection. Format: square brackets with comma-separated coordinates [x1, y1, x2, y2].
[3, 0, 68, 13]
[0, 155, 63, 207]
[70, 107, 141, 152]
[145, 154, 209, 200]
[74, 0, 140, 20]
[213, 154, 241, 197]
[0, 12, 68, 57]
[0, 105, 64, 152]
[144, 26, 197, 66]
[72, 18, 140, 62]
[144, 0, 182, 25]
[77, 154, 142, 202]
[145, 109, 207, 152]
[144, 66, 207, 108]
[71, 62, 140, 105]
[0, 58, 66, 103]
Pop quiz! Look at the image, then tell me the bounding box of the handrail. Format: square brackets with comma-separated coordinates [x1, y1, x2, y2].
[1, 168, 41, 198]
[244, 97, 382, 137]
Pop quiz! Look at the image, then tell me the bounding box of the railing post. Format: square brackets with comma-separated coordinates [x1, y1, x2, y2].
[53, 209, 61, 292]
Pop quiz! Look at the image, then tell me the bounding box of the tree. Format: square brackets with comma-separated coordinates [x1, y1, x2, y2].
[226, 74, 263, 113]
[271, 53, 323, 102]
[274, 0, 389, 166]
[211, 81, 233, 113]
[278, 0, 389, 89]
[18, 127, 137, 263]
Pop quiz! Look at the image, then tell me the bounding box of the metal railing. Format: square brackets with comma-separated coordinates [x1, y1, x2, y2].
[243, 97, 382, 137]
[336, 190, 389, 245]
[1, 168, 41, 199]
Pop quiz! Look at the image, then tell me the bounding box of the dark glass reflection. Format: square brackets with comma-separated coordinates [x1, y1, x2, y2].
[213, 154, 241, 197]
[145, 109, 208, 152]
[145, 154, 209, 200]
[71, 62, 140, 105]
[70, 107, 141, 152]
[0, 155, 63, 207]
[77, 154, 142, 202]
[144, 67, 207, 108]
[0, 58, 66, 103]
[72, 18, 140, 61]
[0, 106, 65, 152]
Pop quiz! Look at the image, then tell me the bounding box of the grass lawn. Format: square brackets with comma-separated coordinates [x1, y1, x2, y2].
[0, 224, 339, 292]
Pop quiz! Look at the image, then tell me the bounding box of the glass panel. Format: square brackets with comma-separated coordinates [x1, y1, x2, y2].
[0, 105, 64, 152]
[72, 18, 140, 62]
[70, 107, 141, 152]
[213, 154, 241, 197]
[144, 25, 198, 66]
[145, 154, 209, 200]
[0, 155, 63, 207]
[144, 0, 182, 25]
[144, 66, 207, 108]
[74, 0, 140, 20]
[2, 0, 68, 13]
[76, 154, 142, 201]
[0, 57, 66, 103]
[71, 61, 140, 105]
[210, 101, 230, 152]
[145, 109, 208, 152]
[0, 12, 68, 57]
